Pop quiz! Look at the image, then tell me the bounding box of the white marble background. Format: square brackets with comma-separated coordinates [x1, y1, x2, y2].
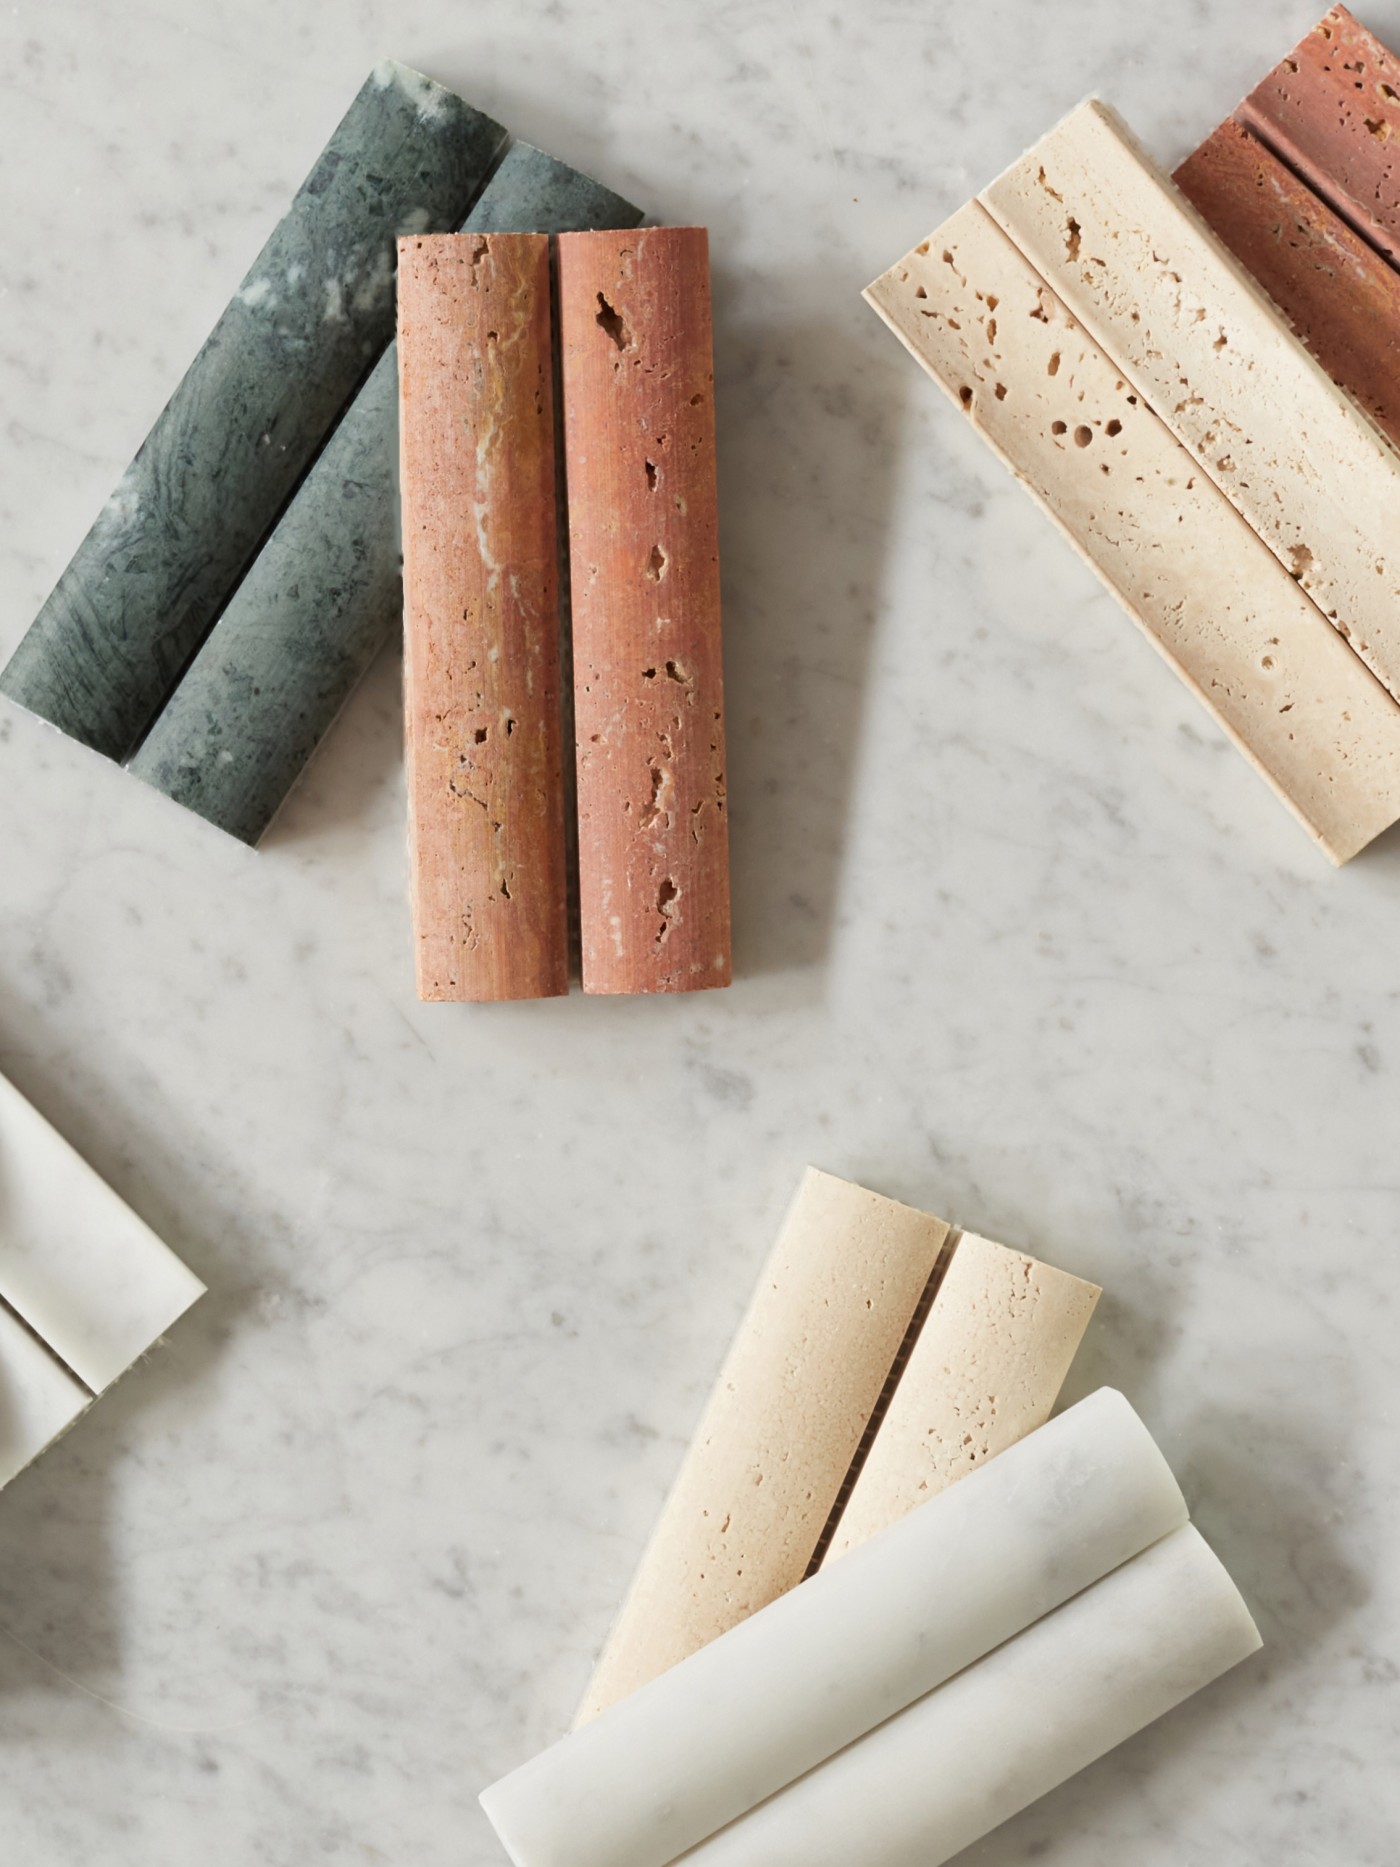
[0, 0, 1396, 1860]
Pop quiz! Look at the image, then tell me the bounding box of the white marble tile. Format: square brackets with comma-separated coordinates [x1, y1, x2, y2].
[0, 1, 1397, 1863]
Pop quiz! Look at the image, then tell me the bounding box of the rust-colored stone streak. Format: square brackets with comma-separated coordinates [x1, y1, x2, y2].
[397, 233, 568, 1001]
[1238, 5, 1400, 268]
[1176, 118, 1400, 451]
[558, 227, 732, 995]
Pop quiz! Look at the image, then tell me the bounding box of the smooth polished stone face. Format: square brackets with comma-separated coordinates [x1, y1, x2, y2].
[0, 62, 506, 762]
[128, 143, 642, 846]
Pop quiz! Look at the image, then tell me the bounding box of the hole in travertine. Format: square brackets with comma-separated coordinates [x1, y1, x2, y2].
[689, 392, 704, 405]
[664, 659, 690, 684]
[645, 460, 658, 490]
[915, 284, 927, 299]
[656, 877, 679, 945]
[645, 544, 668, 581]
[1065, 217, 1081, 260]
[1047, 351, 1061, 377]
[1105, 418, 1122, 436]
[958, 385, 973, 409]
[595, 292, 629, 349]
[986, 317, 997, 344]
[1051, 419, 1067, 435]
[1262, 654, 1275, 669]
[994, 382, 1007, 400]
[1073, 425, 1093, 447]
[473, 727, 488, 744]
[1289, 542, 1314, 581]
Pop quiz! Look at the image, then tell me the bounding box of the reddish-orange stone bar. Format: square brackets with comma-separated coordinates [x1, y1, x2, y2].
[397, 233, 569, 1002]
[1176, 118, 1400, 450]
[1237, 5, 1400, 266]
[558, 227, 732, 995]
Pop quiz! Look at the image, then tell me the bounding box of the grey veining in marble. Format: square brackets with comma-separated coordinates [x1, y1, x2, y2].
[1, 4, 1399, 1867]
[127, 142, 640, 845]
[0, 61, 505, 763]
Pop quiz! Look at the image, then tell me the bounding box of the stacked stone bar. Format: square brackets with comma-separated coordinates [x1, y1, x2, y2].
[558, 228, 732, 994]
[1, 63, 506, 761]
[1176, 8, 1400, 460]
[129, 144, 642, 845]
[398, 234, 569, 1002]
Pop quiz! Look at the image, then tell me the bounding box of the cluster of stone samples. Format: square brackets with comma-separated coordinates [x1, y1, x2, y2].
[401, 224, 733, 1001]
[0, 1068, 204, 1489]
[1, 66, 648, 851]
[867, 82, 1400, 863]
[482, 1390, 1259, 1867]
[577, 1167, 1099, 1723]
[130, 143, 642, 846]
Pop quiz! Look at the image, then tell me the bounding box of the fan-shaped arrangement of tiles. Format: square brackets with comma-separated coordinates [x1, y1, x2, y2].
[869, 9, 1400, 866]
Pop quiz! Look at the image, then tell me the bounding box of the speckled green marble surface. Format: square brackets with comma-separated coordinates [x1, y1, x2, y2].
[0, 61, 505, 762]
[129, 142, 641, 845]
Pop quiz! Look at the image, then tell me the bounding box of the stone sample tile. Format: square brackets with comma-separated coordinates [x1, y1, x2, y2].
[558, 227, 731, 994]
[0, 62, 505, 762]
[980, 99, 1400, 709]
[865, 200, 1400, 864]
[0, 1068, 204, 1394]
[489, 1392, 1191, 1867]
[682, 1526, 1259, 1867]
[1238, 5, 1400, 267]
[575, 1167, 949, 1724]
[1176, 117, 1400, 451]
[824, 1229, 1099, 1560]
[398, 232, 569, 1002]
[0, 1300, 91, 1491]
[127, 143, 640, 847]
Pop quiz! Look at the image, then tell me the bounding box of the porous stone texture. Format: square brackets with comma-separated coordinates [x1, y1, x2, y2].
[1176, 118, 1400, 453]
[0, 62, 505, 761]
[559, 227, 732, 994]
[398, 233, 568, 1002]
[866, 200, 1400, 864]
[575, 1167, 948, 1724]
[825, 1229, 1099, 1559]
[128, 143, 641, 846]
[1238, 5, 1400, 268]
[981, 99, 1400, 711]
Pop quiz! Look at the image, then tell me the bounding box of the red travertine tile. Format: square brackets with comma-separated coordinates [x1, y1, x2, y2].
[1238, 4, 1400, 266]
[398, 233, 569, 1002]
[558, 227, 732, 995]
[1176, 117, 1400, 449]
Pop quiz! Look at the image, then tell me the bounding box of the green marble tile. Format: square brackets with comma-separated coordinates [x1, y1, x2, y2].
[1, 62, 506, 762]
[128, 143, 642, 845]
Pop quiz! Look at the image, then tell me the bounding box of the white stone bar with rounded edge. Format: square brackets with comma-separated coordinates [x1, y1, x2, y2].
[0, 1070, 204, 1394]
[479, 1388, 1187, 1867]
[683, 1522, 1260, 1867]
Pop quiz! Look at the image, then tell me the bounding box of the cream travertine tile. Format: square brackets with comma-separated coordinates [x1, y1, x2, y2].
[866, 200, 1400, 863]
[980, 98, 1400, 706]
[825, 1230, 1099, 1559]
[575, 1166, 948, 1722]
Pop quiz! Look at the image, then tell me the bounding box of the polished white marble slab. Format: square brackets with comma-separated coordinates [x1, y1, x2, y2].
[0, 1, 1396, 1862]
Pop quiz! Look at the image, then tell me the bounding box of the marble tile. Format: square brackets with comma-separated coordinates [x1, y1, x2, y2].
[0, 3, 1397, 1865]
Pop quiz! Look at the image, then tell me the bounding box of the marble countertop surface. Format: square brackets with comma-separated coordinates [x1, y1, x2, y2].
[1, 1, 1396, 1860]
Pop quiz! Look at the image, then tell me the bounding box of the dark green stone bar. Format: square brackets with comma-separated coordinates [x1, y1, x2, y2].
[128, 143, 642, 846]
[1, 62, 507, 762]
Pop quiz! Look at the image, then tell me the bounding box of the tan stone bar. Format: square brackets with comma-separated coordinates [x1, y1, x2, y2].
[557, 227, 731, 995]
[398, 233, 569, 1001]
[576, 1168, 948, 1723]
[824, 1230, 1100, 1560]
